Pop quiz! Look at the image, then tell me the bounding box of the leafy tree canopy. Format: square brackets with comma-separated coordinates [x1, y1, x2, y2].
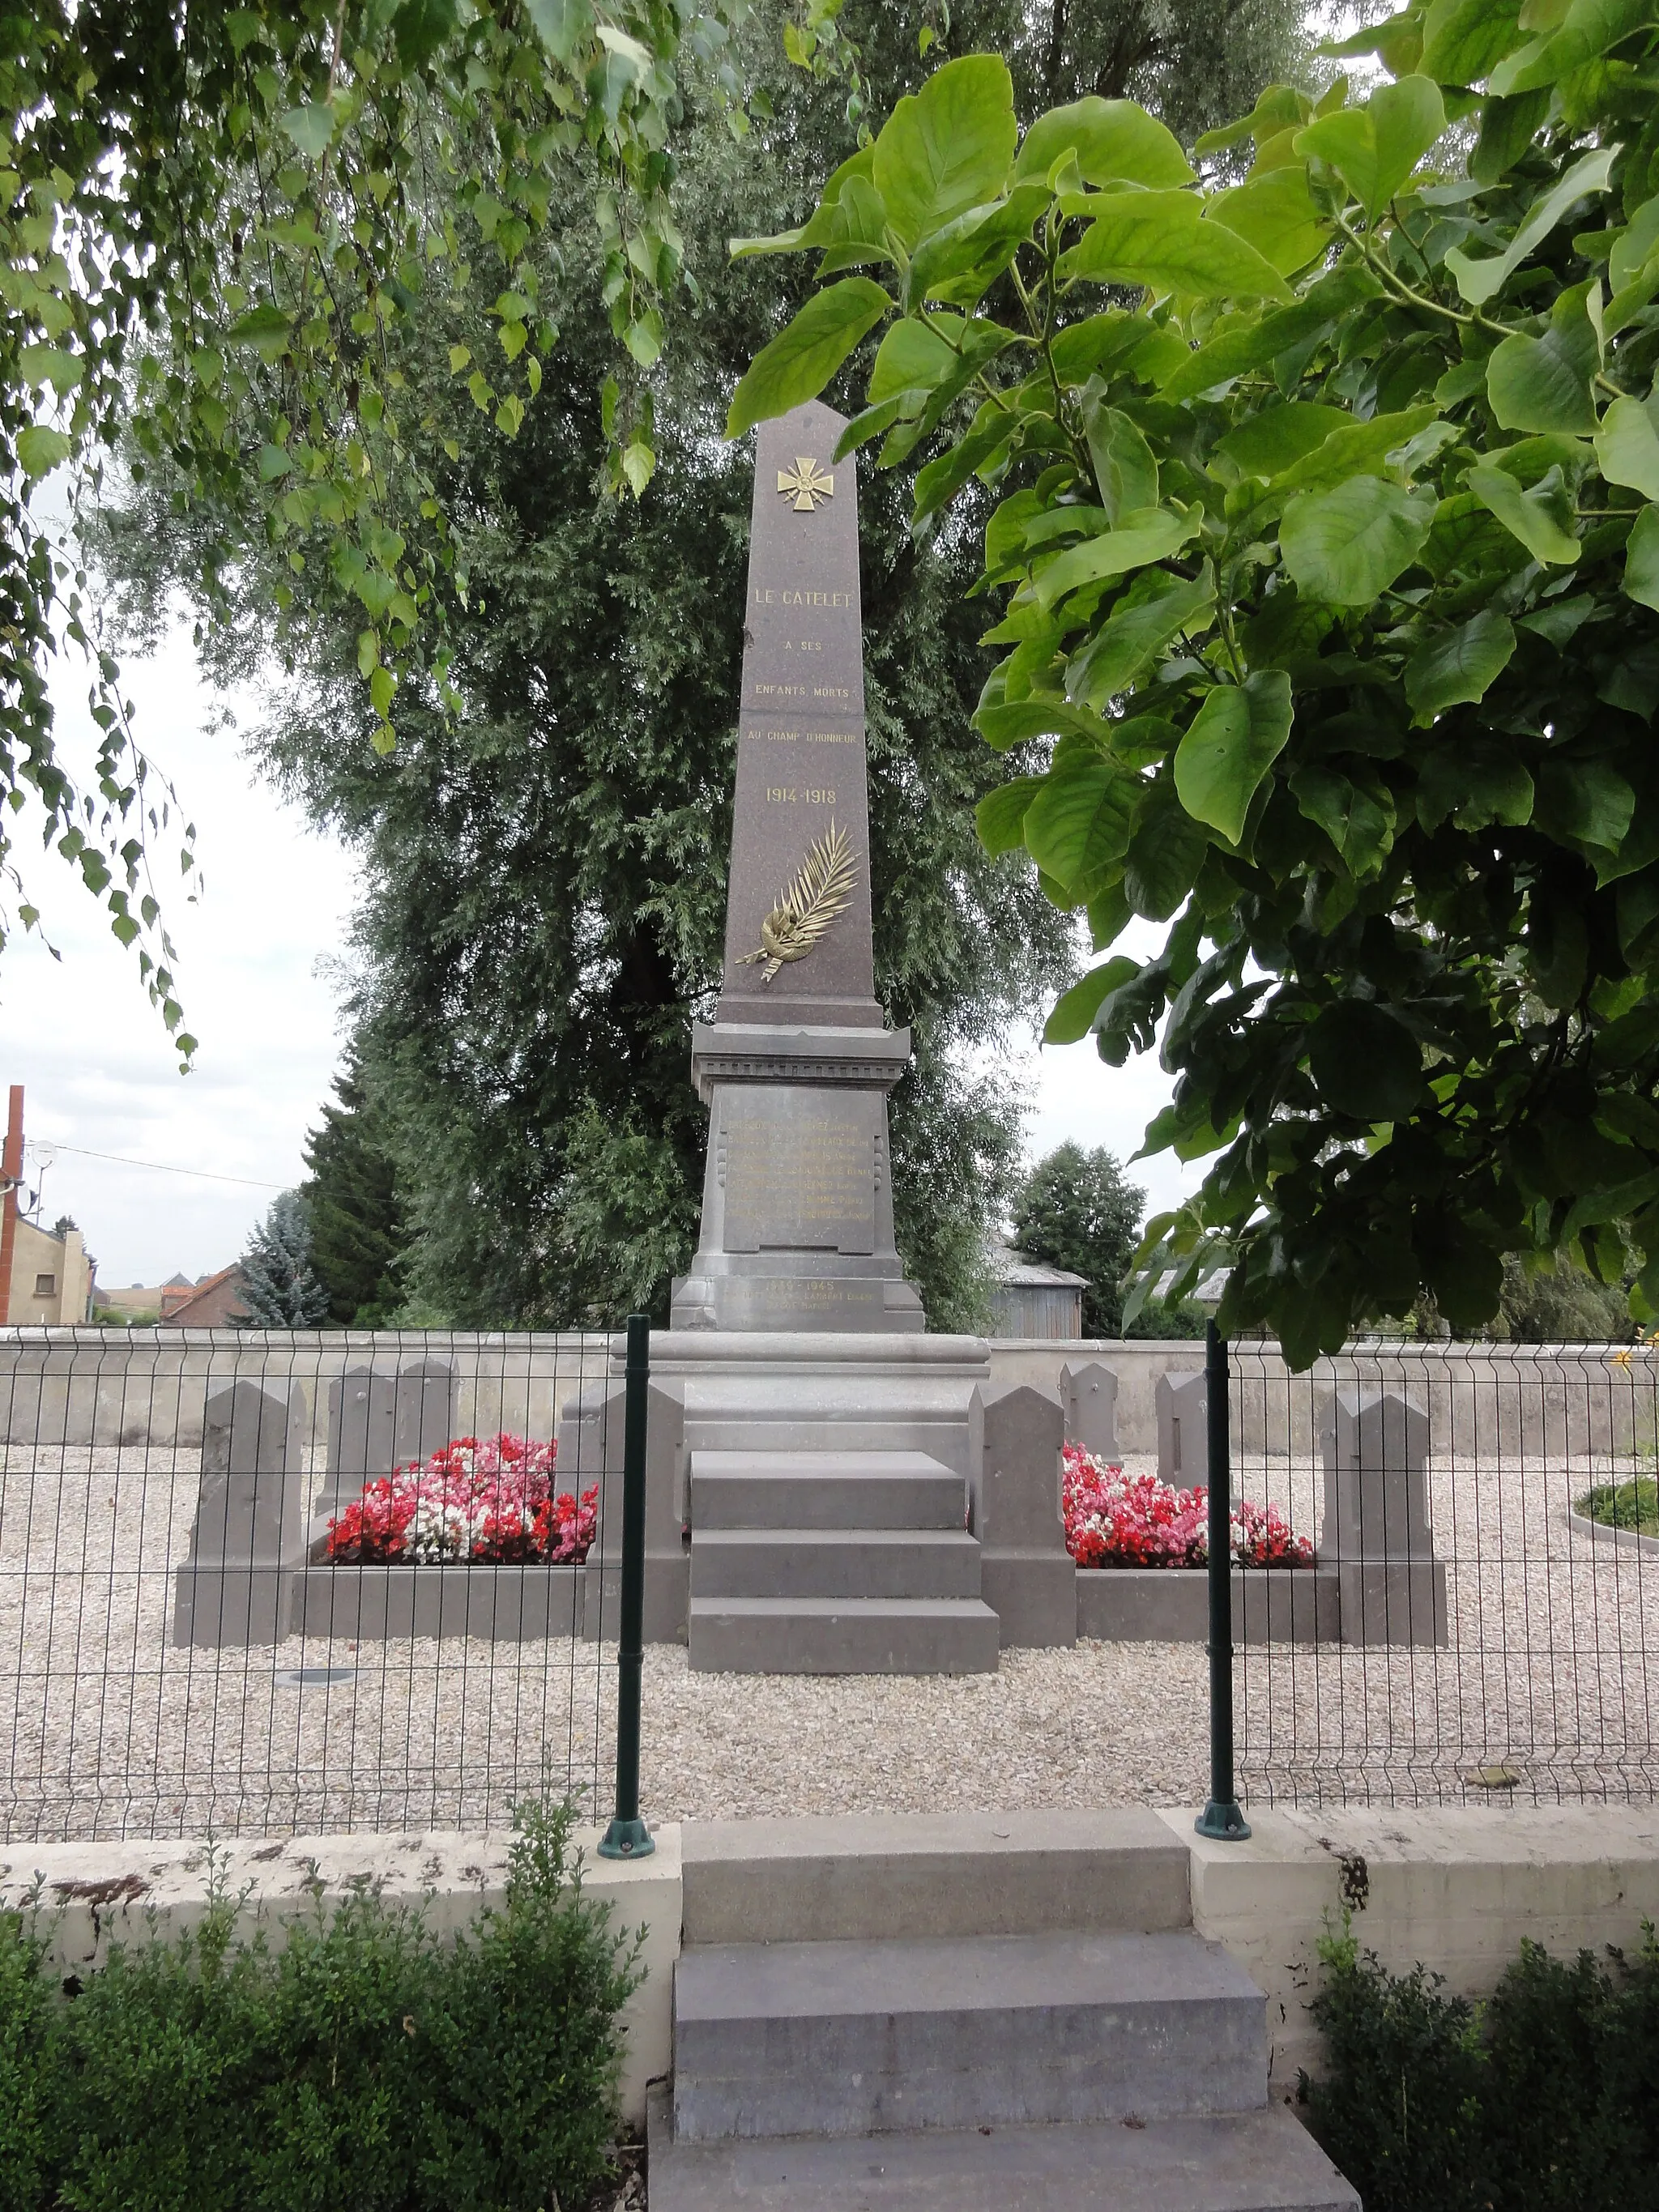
[1009, 1139, 1142, 1335]
[731, 19, 1659, 1367]
[98, 2, 1303, 1329]
[4, 0, 751, 1045]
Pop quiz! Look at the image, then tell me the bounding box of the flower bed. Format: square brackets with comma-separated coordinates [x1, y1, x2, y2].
[1062, 1444, 1314, 1570]
[325, 1433, 598, 1565]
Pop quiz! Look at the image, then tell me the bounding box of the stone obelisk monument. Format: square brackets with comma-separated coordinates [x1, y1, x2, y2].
[671, 398, 923, 1331]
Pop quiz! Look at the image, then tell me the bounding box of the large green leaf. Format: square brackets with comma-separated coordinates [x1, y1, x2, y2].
[976, 776, 1044, 855]
[1083, 399, 1158, 522]
[1418, 0, 1526, 84]
[523, 0, 590, 63]
[1404, 609, 1518, 720]
[726, 279, 891, 439]
[1280, 479, 1436, 604]
[1208, 165, 1329, 277]
[908, 185, 1051, 302]
[1612, 194, 1659, 293]
[1158, 263, 1380, 399]
[16, 424, 72, 478]
[1066, 570, 1213, 707]
[732, 148, 882, 262]
[1486, 293, 1598, 433]
[872, 54, 1017, 251]
[1294, 77, 1446, 219]
[1174, 671, 1294, 842]
[1060, 193, 1291, 301]
[1308, 1001, 1423, 1123]
[1445, 145, 1618, 304]
[279, 102, 336, 160]
[1032, 506, 1201, 607]
[1491, 0, 1659, 95]
[1217, 403, 1350, 479]
[1536, 757, 1638, 854]
[1023, 755, 1137, 893]
[1044, 956, 1139, 1045]
[1015, 97, 1193, 189]
[1123, 779, 1209, 918]
[1597, 396, 1659, 501]
[1289, 763, 1398, 876]
[1623, 504, 1659, 610]
[1269, 404, 1441, 496]
[1466, 462, 1580, 564]
[972, 695, 1115, 750]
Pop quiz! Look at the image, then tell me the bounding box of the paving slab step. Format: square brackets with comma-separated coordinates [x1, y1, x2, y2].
[688, 1596, 1000, 1676]
[647, 2089, 1360, 2211]
[690, 1528, 983, 1601]
[672, 1930, 1265, 2140]
[681, 1811, 1193, 1944]
[691, 1450, 966, 1531]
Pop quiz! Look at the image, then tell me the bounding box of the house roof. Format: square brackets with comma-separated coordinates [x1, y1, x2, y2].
[986, 1239, 1090, 1290]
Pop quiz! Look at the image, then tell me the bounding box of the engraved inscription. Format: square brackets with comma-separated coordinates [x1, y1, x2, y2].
[765, 786, 837, 804]
[722, 1101, 876, 1253]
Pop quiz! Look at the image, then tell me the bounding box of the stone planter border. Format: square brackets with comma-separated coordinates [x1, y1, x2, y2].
[1075, 1563, 1340, 1644]
[292, 1562, 586, 1642]
[1567, 1505, 1659, 1557]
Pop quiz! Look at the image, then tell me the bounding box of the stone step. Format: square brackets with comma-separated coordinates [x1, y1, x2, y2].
[682, 1811, 1193, 1945]
[690, 1528, 983, 1601]
[647, 2091, 1360, 2212]
[691, 1450, 966, 1531]
[671, 1930, 1265, 2141]
[688, 1596, 1000, 1675]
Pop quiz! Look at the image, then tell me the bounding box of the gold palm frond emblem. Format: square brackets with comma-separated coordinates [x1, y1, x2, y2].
[777, 455, 834, 511]
[737, 822, 857, 982]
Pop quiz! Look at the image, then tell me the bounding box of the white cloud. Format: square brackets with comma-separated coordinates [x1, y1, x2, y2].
[7, 626, 358, 1288]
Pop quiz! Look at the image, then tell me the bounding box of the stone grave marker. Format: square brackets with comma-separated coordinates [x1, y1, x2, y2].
[970, 1383, 1075, 1646]
[671, 396, 922, 1333]
[173, 1379, 306, 1645]
[1156, 1370, 1208, 1487]
[1320, 1388, 1448, 1645]
[1060, 1360, 1120, 1461]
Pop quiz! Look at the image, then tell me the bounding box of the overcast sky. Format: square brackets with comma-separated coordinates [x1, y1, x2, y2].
[10, 608, 1199, 1291]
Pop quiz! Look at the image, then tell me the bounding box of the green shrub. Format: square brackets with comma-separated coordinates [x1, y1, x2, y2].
[1577, 1477, 1659, 1536]
[1301, 1920, 1659, 2212]
[0, 1801, 639, 2212]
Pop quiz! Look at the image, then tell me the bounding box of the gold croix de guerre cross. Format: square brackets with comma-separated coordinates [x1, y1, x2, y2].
[777, 456, 834, 511]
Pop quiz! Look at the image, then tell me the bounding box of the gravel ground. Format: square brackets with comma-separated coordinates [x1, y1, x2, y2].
[2, 1431, 1657, 1842]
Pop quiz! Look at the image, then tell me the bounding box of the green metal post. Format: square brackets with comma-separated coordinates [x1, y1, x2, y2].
[1196, 1321, 1251, 1842]
[599, 1313, 654, 1860]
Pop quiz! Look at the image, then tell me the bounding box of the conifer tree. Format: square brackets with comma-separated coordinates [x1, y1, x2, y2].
[233, 1193, 331, 1328]
[301, 1059, 407, 1325]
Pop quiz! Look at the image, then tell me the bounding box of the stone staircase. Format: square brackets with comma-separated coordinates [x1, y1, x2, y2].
[646, 1811, 1359, 2211]
[686, 1447, 1000, 1673]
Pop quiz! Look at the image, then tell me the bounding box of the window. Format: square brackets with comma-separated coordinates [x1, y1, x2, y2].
[34, 1273, 55, 1297]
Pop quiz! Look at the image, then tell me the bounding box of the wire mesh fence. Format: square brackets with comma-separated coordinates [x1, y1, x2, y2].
[0, 1328, 630, 1843]
[1227, 1340, 1659, 1809]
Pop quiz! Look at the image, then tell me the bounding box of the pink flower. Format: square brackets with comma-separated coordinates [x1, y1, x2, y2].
[326, 1432, 598, 1566]
[1062, 1443, 1312, 1569]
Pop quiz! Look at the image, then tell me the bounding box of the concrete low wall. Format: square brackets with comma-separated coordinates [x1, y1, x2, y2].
[9, 1328, 1648, 1462]
[0, 1826, 679, 2129]
[1077, 1564, 1341, 1643]
[1174, 1802, 1659, 2099]
[8, 1805, 1659, 2127]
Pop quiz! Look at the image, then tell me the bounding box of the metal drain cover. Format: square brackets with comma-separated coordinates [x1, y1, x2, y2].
[274, 1667, 357, 1688]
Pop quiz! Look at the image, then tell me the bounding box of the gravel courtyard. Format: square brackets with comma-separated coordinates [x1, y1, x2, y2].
[2, 1434, 1657, 1843]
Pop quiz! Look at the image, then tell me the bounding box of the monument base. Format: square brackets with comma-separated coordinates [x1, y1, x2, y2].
[670, 1264, 923, 1332]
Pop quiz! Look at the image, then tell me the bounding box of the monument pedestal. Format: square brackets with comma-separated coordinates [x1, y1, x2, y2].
[671, 1023, 922, 1333]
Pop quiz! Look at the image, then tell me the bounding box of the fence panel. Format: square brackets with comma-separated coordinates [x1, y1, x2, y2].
[1231, 1340, 1659, 1807]
[0, 1328, 625, 1842]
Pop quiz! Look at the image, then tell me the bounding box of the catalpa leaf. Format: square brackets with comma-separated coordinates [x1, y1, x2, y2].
[1294, 76, 1446, 219]
[726, 279, 891, 438]
[1466, 461, 1580, 564]
[1024, 754, 1137, 894]
[1016, 97, 1194, 190]
[1060, 191, 1291, 301]
[1309, 1000, 1423, 1122]
[872, 54, 1017, 251]
[1174, 670, 1294, 843]
[1033, 507, 1201, 607]
[1623, 504, 1659, 611]
[1280, 478, 1435, 604]
[1596, 395, 1659, 501]
[1405, 608, 1518, 720]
